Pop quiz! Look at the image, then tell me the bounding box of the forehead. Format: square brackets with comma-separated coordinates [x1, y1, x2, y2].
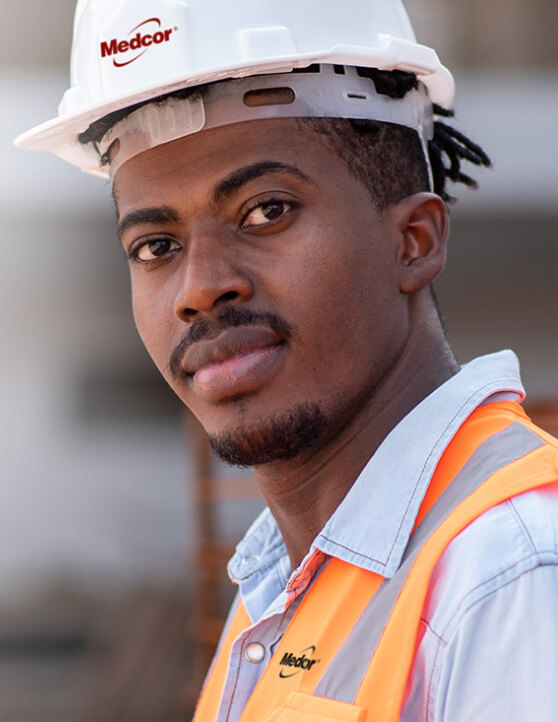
[112, 117, 337, 210]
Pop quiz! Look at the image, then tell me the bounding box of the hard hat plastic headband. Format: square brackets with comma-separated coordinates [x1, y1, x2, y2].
[96, 65, 434, 185]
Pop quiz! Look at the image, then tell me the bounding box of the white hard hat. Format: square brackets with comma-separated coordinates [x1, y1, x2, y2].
[15, 0, 454, 177]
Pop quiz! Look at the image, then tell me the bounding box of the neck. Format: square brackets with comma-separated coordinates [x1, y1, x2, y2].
[252, 306, 459, 570]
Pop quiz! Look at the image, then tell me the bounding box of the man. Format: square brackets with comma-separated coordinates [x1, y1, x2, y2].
[16, 0, 558, 719]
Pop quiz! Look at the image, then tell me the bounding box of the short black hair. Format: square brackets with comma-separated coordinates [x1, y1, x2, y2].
[78, 67, 491, 207]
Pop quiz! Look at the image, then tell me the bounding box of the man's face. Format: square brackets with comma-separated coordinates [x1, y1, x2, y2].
[114, 118, 411, 465]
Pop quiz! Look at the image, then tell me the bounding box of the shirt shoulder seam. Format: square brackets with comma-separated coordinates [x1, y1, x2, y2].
[507, 497, 539, 554]
[437, 549, 558, 644]
[424, 552, 558, 721]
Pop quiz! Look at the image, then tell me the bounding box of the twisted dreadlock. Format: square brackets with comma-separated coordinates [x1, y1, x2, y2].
[429, 104, 492, 199]
[79, 67, 491, 207]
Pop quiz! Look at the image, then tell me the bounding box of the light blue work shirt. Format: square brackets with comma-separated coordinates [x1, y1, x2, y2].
[214, 350, 558, 721]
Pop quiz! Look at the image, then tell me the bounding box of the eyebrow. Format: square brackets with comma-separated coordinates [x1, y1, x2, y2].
[213, 161, 313, 203]
[117, 161, 311, 237]
[117, 205, 180, 238]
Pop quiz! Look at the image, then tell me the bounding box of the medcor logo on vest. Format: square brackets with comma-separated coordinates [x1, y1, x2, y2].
[278, 646, 320, 678]
[100, 17, 177, 68]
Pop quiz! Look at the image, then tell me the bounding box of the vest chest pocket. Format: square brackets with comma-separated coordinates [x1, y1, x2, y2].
[264, 691, 366, 722]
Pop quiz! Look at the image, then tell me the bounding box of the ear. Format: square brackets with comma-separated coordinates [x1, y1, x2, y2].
[390, 193, 449, 294]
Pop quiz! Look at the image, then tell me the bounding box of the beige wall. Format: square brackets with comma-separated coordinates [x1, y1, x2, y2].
[408, 0, 558, 67]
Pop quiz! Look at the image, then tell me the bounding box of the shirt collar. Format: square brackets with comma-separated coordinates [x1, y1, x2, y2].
[314, 349, 524, 577]
[229, 350, 525, 597]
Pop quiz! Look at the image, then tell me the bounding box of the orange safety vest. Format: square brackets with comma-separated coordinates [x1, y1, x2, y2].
[194, 402, 558, 721]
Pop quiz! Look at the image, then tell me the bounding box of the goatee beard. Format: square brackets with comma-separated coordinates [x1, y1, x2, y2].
[208, 403, 326, 467]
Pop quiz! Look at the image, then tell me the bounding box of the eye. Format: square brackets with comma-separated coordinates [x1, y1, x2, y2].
[128, 236, 180, 263]
[241, 199, 293, 229]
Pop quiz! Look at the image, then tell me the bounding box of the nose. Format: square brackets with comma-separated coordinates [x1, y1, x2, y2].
[173, 222, 254, 321]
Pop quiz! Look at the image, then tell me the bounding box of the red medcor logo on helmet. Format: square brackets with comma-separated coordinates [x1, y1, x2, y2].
[100, 17, 177, 68]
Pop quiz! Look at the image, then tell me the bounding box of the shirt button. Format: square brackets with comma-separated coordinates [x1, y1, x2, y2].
[245, 642, 266, 663]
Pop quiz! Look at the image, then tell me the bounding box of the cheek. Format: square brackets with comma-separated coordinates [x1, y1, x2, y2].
[280, 230, 406, 376]
[285, 228, 398, 327]
[130, 275, 177, 374]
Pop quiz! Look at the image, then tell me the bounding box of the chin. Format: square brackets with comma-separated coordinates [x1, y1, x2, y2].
[205, 402, 327, 467]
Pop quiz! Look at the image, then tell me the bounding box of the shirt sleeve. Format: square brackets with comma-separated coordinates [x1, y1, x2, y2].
[401, 552, 558, 721]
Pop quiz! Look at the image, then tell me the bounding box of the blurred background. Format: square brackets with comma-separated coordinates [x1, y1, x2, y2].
[0, 0, 556, 719]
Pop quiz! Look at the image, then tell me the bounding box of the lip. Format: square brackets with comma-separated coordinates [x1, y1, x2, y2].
[181, 326, 286, 401]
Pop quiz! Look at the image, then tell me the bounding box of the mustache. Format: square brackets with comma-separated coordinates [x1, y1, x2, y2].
[168, 306, 295, 380]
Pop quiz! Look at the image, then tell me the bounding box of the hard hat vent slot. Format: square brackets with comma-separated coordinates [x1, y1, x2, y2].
[290, 64, 321, 74]
[345, 92, 369, 101]
[333, 65, 346, 75]
[243, 88, 296, 107]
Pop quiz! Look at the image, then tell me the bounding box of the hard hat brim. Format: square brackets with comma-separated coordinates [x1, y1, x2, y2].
[15, 43, 454, 163]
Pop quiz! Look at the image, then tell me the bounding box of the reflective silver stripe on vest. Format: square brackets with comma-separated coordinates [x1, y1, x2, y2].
[315, 422, 544, 702]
